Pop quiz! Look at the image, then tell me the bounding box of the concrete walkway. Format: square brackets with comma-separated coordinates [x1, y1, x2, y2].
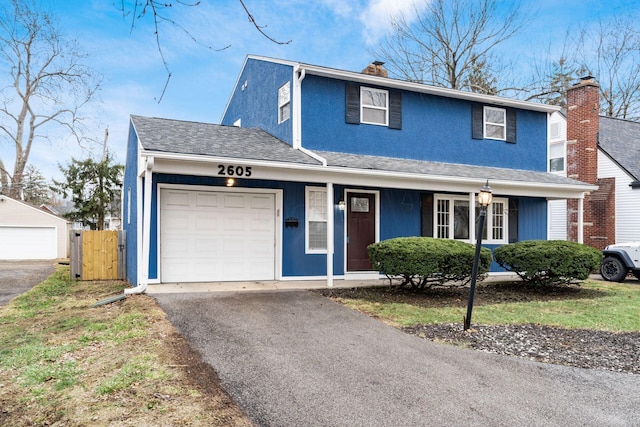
[145, 273, 523, 294]
[154, 289, 640, 427]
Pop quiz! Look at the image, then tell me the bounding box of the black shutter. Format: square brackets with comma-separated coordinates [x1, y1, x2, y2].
[472, 104, 483, 139]
[389, 90, 402, 129]
[508, 198, 518, 243]
[506, 109, 517, 143]
[421, 193, 434, 237]
[345, 83, 360, 124]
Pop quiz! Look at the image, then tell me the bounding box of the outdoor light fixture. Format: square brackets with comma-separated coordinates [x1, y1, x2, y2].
[226, 178, 235, 187]
[464, 180, 493, 331]
[338, 200, 346, 210]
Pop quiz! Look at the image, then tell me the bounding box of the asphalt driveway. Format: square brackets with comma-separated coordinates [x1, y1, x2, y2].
[0, 260, 55, 306]
[154, 290, 640, 427]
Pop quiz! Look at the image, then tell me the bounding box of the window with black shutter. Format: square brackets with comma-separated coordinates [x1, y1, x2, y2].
[472, 103, 516, 143]
[345, 83, 402, 129]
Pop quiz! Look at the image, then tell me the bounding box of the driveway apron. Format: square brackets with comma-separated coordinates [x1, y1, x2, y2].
[154, 290, 640, 427]
[0, 260, 55, 306]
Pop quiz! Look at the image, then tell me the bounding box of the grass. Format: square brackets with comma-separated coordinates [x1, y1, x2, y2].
[0, 264, 250, 426]
[324, 280, 640, 332]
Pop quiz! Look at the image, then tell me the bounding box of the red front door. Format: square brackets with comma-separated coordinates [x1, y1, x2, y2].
[346, 192, 376, 271]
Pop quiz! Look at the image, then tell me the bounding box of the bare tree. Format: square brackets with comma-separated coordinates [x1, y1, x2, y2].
[374, 0, 529, 93]
[0, 0, 100, 200]
[526, 55, 582, 107]
[21, 164, 50, 205]
[577, 17, 640, 120]
[119, 0, 291, 102]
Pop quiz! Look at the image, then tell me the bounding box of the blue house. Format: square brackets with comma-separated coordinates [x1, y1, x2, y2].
[122, 55, 596, 289]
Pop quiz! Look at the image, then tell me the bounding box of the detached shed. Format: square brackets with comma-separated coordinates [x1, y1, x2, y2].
[0, 195, 71, 260]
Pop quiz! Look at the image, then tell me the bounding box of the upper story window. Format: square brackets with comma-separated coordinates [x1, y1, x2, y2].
[549, 142, 565, 173]
[278, 82, 290, 123]
[484, 106, 506, 140]
[472, 104, 516, 143]
[360, 87, 388, 126]
[346, 83, 402, 129]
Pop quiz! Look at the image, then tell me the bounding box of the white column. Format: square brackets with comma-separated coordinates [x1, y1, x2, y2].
[326, 182, 334, 287]
[577, 196, 584, 244]
[141, 157, 154, 286]
[469, 192, 476, 243]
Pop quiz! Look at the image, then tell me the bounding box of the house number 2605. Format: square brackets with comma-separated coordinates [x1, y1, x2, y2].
[217, 164, 252, 177]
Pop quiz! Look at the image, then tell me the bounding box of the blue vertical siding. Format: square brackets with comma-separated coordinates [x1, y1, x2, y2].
[123, 123, 139, 286]
[516, 197, 548, 240]
[221, 58, 294, 144]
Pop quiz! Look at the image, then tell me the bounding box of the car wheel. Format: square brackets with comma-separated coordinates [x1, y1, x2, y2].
[633, 270, 640, 281]
[600, 256, 628, 282]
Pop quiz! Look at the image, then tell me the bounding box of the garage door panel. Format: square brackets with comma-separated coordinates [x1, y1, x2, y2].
[224, 194, 246, 208]
[161, 189, 275, 283]
[164, 191, 190, 206]
[251, 195, 273, 209]
[196, 192, 219, 207]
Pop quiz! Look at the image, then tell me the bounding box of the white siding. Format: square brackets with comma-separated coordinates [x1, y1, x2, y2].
[598, 151, 640, 243]
[0, 196, 70, 259]
[547, 112, 568, 240]
[548, 200, 567, 240]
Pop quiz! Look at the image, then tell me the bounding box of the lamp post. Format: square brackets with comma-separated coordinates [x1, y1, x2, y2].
[464, 180, 493, 331]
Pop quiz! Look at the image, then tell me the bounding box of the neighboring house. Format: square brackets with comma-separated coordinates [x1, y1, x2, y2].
[0, 195, 71, 260]
[565, 77, 640, 248]
[122, 56, 596, 288]
[547, 110, 568, 240]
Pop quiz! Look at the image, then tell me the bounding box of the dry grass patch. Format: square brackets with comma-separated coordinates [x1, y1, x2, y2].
[0, 265, 251, 426]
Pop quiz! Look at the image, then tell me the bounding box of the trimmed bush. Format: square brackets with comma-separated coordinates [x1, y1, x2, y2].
[493, 240, 601, 285]
[367, 237, 492, 289]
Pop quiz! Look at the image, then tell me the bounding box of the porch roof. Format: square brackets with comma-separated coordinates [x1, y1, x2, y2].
[132, 115, 596, 197]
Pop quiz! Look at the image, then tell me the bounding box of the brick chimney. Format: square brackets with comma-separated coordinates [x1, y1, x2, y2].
[566, 76, 615, 249]
[566, 76, 599, 185]
[361, 61, 388, 77]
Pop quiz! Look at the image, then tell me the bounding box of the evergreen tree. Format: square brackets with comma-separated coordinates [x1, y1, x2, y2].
[51, 154, 123, 230]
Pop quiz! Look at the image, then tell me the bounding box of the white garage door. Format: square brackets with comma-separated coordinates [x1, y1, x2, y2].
[0, 226, 57, 260]
[160, 189, 276, 283]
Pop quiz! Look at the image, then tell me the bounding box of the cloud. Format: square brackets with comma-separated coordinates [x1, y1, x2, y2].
[360, 0, 427, 46]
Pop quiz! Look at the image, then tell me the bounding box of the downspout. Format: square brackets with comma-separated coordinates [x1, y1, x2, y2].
[125, 156, 154, 295]
[294, 65, 332, 286]
[293, 66, 327, 166]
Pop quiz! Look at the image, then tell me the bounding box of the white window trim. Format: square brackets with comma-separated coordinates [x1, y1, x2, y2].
[306, 186, 328, 254]
[549, 140, 566, 174]
[434, 194, 508, 244]
[360, 86, 389, 126]
[484, 106, 506, 141]
[278, 81, 291, 124]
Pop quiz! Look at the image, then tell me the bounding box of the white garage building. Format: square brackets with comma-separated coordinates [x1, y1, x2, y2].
[0, 195, 70, 260]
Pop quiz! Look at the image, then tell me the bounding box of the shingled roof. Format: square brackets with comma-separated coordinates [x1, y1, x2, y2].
[599, 116, 640, 181]
[130, 115, 592, 190]
[131, 115, 321, 165]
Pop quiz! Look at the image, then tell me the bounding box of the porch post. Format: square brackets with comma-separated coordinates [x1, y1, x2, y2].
[141, 157, 154, 286]
[327, 182, 334, 287]
[577, 196, 584, 244]
[469, 192, 476, 242]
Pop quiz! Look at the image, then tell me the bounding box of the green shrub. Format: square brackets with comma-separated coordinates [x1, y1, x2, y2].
[493, 240, 601, 285]
[367, 237, 492, 289]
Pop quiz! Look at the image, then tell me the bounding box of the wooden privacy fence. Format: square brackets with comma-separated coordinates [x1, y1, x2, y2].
[70, 230, 126, 281]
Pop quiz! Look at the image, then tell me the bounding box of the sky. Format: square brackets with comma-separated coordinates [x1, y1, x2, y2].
[1, 0, 637, 184]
